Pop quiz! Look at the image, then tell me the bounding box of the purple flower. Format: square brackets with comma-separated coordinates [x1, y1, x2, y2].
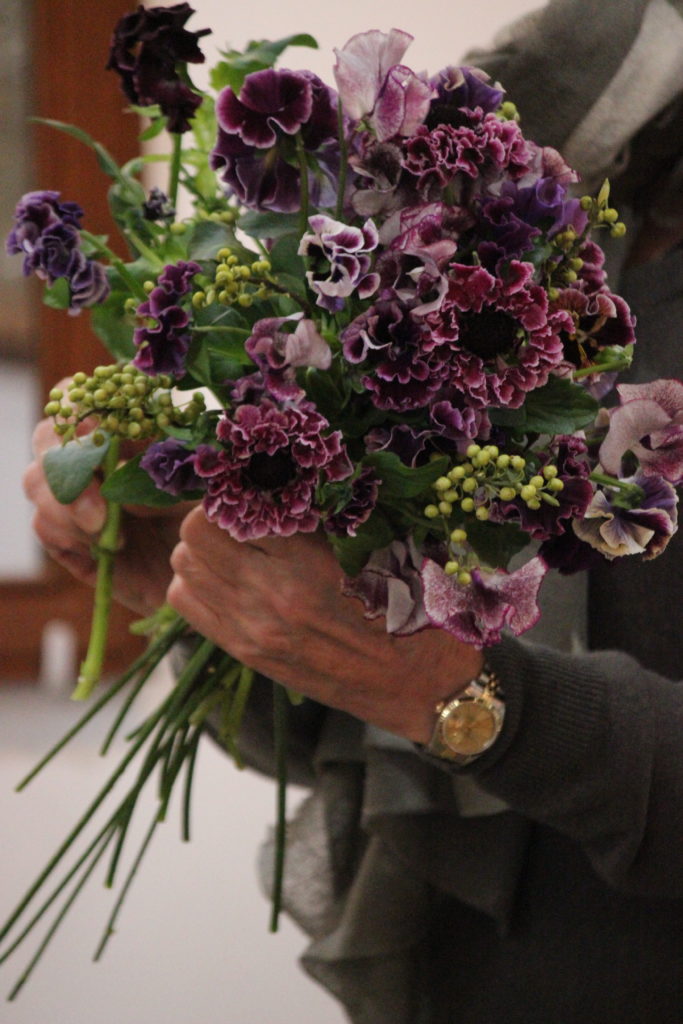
[196, 392, 352, 540]
[573, 472, 678, 561]
[140, 438, 207, 496]
[341, 296, 451, 412]
[6, 190, 109, 313]
[342, 538, 430, 635]
[299, 214, 380, 312]
[323, 467, 380, 537]
[212, 69, 338, 213]
[553, 286, 636, 377]
[245, 315, 331, 400]
[427, 66, 504, 125]
[142, 187, 176, 223]
[333, 29, 433, 141]
[402, 111, 532, 196]
[425, 260, 570, 409]
[599, 379, 683, 486]
[133, 259, 200, 377]
[106, 3, 210, 133]
[422, 555, 548, 648]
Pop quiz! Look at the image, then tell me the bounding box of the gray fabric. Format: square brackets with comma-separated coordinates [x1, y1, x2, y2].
[214, 3, 683, 1020]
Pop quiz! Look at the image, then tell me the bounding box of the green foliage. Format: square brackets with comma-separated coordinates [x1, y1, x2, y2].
[210, 35, 318, 94]
[100, 454, 184, 507]
[491, 376, 599, 436]
[43, 432, 111, 504]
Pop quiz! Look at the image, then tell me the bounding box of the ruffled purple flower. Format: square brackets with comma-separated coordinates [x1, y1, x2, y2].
[133, 259, 200, 377]
[341, 296, 451, 412]
[106, 3, 210, 133]
[299, 214, 380, 312]
[425, 260, 571, 409]
[342, 537, 430, 635]
[140, 438, 208, 496]
[573, 472, 678, 561]
[211, 69, 339, 213]
[553, 285, 636, 377]
[6, 190, 109, 313]
[245, 315, 331, 400]
[323, 467, 380, 537]
[422, 555, 548, 648]
[402, 110, 532, 197]
[196, 392, 352, 540]
[333, 29, 433, 141]
[599, 379, 683, 486]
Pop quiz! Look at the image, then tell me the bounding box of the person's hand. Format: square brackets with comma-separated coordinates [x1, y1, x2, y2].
[23, 386, 190, 616]
[167, 507, 484, 743]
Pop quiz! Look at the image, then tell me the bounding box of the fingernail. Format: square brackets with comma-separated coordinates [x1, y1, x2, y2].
[74, 494, 107, 534]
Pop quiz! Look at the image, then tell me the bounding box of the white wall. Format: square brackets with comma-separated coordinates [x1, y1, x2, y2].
[0, 2, 544, 1021]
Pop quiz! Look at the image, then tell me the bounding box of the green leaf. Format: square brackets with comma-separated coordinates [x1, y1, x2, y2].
[211, 35, 318, 94]
[238, 211, 302, 241]
[491, 377, 599, 436]
[32, 118, 129, 187]
[43, 277, 71, 311]
[187, 220, 253, 262]
[363, 451, 450, 500]
[100, 454, 183, 507]
[465, 519, 530, 571]
[329, 510, 396, 577]
[43, 433, 111, 504]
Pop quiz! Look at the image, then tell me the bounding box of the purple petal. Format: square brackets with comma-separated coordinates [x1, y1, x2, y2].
[333, 28, 413, 121]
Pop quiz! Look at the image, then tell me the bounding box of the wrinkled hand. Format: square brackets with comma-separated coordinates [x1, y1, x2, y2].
[23, 386, 189, 616]
[167, 507, 484, 743]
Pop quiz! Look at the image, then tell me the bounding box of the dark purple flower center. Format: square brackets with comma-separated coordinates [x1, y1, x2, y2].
[457, 309, 518, 359]
[244, 450, 296, 490]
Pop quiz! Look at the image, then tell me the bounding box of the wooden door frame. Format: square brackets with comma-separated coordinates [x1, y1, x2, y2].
[1, 0, 145, 680]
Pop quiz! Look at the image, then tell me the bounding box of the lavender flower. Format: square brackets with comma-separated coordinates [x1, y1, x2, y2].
[211, 69, 338, 213]
[299, 215, 380, 312]
[6, 190, 109, 313]
[196, 391, 352, 541]
[599, 379, 683, 486]
[333, 29, 433, 141]
[245, 315, 332, 400]
[106, 3, 210, 133]
[422, 555, 547, 648]
[573, 472, 678, 560]
[133, 260, 200, 377]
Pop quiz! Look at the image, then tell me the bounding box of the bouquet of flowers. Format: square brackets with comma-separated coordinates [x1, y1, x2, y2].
[4, 2, 683, 997]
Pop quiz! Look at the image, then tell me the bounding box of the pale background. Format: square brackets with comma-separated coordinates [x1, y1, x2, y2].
[0, 1, 542, 1021]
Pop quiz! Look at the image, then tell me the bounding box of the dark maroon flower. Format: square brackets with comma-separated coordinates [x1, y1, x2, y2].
[196, 392, 352, 540]
[553, 285, 636, 376]
[212, 69, 339, 213]
[427, 66, 504, 128]
[133, 259, 199, 377]
[6, 190, 109, 312]
[106, 3, 210, 133]
[323, 467, 380, 536]
[425, 260, 571, 409]
[140, 438, 207, 496]
[142, 187, 176, 223]
[341, 296, 451, 412]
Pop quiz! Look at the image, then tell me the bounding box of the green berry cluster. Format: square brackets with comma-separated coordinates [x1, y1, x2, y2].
[425, 443, 565, 522]
[580, 179, 626, 238]
[44, 364, 206, 442]
[192, 247, 273, 310]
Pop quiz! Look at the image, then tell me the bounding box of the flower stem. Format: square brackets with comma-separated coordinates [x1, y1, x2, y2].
[295, 131, 310, 238]
[168, 132, 183, 211]
[72, 438, 122, 701]
[335, 97, 348, 222]
[270, 682, 289, 933]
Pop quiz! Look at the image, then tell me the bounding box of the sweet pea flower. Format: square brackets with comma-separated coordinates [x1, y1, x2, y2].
[299, 214, 380, 312]
[573, 472, 678, 560]
[421, 555, 547, 648]
[333, 29, 433, 140]
[342, 538, 430, 635]
[245, 315, 332, 400]
[599, 379, 683, 486]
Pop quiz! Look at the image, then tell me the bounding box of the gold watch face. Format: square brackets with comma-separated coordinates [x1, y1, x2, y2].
[441, 699, 498, 755]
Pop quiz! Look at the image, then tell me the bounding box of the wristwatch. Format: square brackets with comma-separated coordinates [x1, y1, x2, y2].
[426, 665, 505, 765]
